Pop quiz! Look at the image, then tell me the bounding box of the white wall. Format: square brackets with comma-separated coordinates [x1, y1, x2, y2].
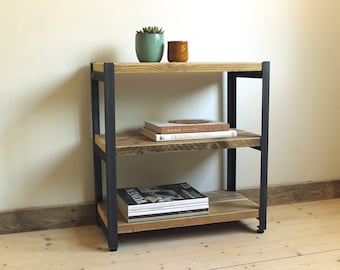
[1, 0, 340, 211]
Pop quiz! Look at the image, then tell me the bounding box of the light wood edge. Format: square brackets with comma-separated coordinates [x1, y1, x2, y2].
[92, 62, 263, 73]
[97, 203, 108, 228]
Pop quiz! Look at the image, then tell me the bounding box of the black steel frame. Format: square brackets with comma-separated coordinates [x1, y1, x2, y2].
[90, 62, 270, 251]
[227, 62, 270, 233]
[91, 63, 118, 251]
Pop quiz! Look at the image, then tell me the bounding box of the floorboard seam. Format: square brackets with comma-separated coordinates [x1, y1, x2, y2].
[208, 248, 340, 270]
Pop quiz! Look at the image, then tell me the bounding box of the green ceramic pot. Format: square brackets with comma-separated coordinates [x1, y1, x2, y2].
[135, 33, 164, 62]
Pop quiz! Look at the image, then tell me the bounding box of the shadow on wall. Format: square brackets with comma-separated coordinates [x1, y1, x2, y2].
[116, 150, 223, 192]
[2, 67, 94, 210]
[114, 72, 224, 132]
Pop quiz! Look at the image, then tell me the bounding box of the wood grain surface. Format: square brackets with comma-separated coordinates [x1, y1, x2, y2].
[98, 191, 259, 234]
[95, 129, 261, 156]
[1, 199, 339, 269]
[92, 62, 263, 73]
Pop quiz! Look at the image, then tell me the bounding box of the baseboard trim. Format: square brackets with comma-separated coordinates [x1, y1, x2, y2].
[1, 179, 339, 235]
[239, 179, 340, 205]
[0, 203, 96, 235]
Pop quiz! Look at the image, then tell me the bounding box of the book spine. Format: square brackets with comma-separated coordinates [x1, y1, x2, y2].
[141, 128, 237, 142]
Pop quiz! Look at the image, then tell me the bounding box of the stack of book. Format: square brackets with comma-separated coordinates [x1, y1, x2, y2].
[140, 119, 237, 141]
[117, 183, 209, 223]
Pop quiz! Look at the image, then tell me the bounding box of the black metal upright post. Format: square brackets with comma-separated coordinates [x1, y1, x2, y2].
[257, 61, 270, 233]
[227, 62, 270, 233]
[91, 64, 103, 224]
[227, 73, 237, 191]
[103, 63, 118, 251]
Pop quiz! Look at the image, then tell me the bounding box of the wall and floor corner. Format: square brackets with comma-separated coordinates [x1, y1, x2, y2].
[1, 0, 340, 228]
[1, 179, 339, 234]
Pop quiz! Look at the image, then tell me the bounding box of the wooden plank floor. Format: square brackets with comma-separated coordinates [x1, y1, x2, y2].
[0, 199, 339, 270]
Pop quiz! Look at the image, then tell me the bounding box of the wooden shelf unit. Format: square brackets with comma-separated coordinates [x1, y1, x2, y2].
[90, 62, 270, 251]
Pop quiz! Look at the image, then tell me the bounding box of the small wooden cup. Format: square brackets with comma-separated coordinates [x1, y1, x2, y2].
[167, 41, 188, 62]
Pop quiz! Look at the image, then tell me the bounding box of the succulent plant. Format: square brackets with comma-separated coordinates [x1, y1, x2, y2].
[136, 26, 164, 34]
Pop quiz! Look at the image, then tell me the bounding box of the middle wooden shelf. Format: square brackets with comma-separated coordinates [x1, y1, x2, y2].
[94, 129, 261, 156]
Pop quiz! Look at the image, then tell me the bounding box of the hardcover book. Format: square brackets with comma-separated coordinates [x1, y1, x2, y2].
[144, 119, 230, 134]
[117, 183, 209, 222]
[140, 127, 237, 142]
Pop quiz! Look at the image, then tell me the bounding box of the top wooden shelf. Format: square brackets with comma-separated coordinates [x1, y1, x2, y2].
[92, 62, 263, 74]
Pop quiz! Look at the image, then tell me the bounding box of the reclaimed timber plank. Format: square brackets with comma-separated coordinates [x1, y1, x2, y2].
[92, 62, 262, 73]
[94, 129, 261, 156]
[97, 191, 259, 234]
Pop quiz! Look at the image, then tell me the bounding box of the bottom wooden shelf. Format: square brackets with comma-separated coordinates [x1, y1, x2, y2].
[97, 191, 259, 234]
